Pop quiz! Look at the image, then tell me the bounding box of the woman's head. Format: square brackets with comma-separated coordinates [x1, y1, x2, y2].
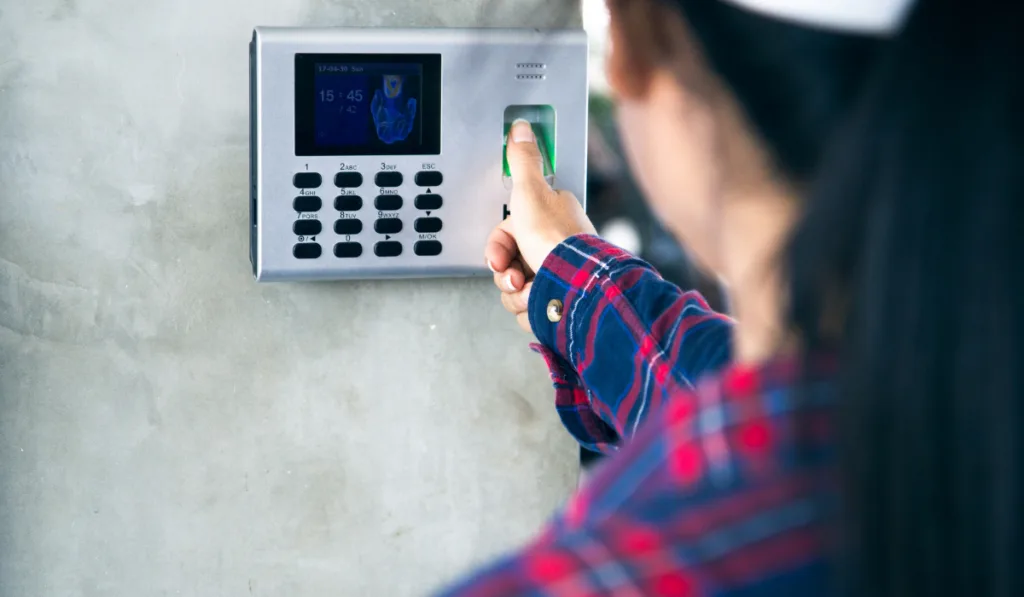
[603, 0, 877, 277]
[603, 0, 1024, 595]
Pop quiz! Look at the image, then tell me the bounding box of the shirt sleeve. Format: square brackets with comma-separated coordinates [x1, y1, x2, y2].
[433, 372, 833, 597]
[528, 234, 734, 453]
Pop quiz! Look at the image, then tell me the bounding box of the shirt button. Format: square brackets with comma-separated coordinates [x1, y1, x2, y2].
[546, 299, 564, 323]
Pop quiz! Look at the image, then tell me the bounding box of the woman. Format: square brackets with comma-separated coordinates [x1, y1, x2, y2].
[442, 0, 1023, 595]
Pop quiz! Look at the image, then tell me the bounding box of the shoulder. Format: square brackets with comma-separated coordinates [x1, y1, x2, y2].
[566, 357, 838, 589]
[534, 357, 840, 595]
[573, 356, 838, 522]
[667, 358, 837, 495]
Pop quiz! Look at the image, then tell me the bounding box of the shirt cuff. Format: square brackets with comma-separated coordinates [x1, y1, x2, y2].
[527, 233, 634, 364]
[525, 234, 637, 451]
[527, 342, 620, 453]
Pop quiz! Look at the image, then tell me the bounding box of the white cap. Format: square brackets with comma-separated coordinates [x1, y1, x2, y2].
[721, 0, 916, 35]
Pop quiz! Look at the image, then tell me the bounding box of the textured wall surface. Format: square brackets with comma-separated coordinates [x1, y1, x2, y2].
[0, 1, 580, 595]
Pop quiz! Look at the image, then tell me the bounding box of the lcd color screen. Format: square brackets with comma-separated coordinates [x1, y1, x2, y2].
[295, 54, 441, 156]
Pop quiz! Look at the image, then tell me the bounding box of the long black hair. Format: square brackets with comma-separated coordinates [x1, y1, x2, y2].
[673, 0, 1024, 595]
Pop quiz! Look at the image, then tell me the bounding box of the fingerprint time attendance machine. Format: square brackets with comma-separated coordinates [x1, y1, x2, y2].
[249, 27, 589, 282]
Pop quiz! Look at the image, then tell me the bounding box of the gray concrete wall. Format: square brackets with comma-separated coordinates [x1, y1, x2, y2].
[0, 1, 580, 595]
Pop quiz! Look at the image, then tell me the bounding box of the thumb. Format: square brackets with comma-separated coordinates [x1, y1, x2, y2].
[506, 120, 548, 188]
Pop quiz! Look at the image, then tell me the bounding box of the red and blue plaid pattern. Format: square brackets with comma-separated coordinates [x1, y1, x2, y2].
[438, 235, 838, 597]
[528, 235, 735, 452]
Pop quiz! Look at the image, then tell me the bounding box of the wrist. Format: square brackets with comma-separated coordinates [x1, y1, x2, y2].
[528, 239, 561, 273]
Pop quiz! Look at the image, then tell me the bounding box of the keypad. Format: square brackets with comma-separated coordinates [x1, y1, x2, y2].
[334, 242, 363, 258]
[335, 172, 363, 188]
[414, 217, 443, 234]
[414, 194, 443, 210]
[293, 196, 322, 212]
[374, 195, 403, 211]
[293, 243, 322, 259]
[375, 172, 403, 187]
[414, 171, 443, 187]
[335, 195, 363, 211]
[414, 241, 442, 256]
[293, 173, 322, 189]
[293, 220, 322, 236]
[374, 219, 403, 234]
[287, 170, 448, 262]
[374, 241, 403, 257]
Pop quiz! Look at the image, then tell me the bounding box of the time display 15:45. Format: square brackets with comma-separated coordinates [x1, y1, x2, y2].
[319, 89, 365, 114]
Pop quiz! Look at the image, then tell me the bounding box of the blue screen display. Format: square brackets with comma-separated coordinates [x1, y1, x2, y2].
[313, 62, 423, 151]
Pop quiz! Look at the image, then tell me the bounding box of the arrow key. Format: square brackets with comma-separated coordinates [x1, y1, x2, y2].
[374, 241, 403, 258]
[414, 217, 442, 234]
[414, 194, 442, 210]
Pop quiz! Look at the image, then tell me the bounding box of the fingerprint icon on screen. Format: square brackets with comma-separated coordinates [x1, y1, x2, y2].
[371, 75, 417, 144]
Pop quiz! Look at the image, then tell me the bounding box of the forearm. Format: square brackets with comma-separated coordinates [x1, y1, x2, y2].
[529, 235, 733, 451]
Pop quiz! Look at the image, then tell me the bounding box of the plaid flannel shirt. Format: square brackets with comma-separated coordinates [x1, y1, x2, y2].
[439, 235, 837, 597]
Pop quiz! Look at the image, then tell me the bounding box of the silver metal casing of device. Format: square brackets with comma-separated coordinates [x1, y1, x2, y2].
[250, 27, 589, 282]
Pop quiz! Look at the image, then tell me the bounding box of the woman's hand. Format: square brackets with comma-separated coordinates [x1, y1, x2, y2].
[486, 119, 596, 333]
